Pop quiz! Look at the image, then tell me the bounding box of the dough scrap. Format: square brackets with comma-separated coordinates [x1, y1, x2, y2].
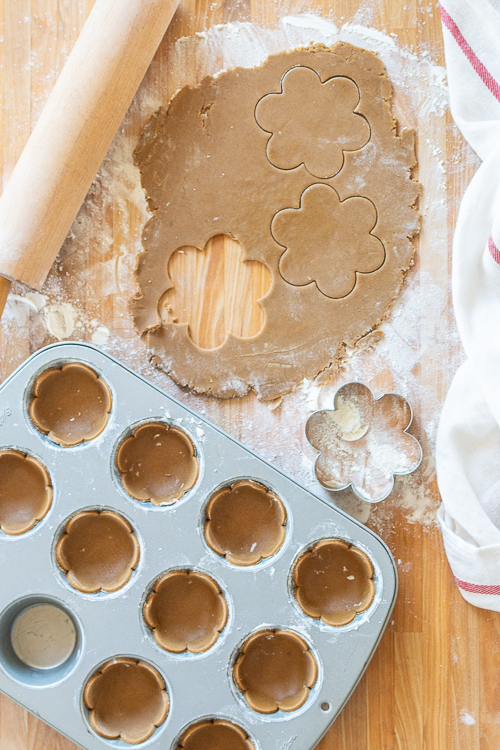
[133, 42, 420, 399]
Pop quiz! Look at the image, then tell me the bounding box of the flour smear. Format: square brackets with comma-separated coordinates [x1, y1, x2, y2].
[2, 14, 474, 531]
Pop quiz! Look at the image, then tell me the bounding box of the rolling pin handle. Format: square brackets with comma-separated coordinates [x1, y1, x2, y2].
[0, 277, 11, 318]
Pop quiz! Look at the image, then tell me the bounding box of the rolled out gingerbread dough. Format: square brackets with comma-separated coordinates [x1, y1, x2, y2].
[133, 42, 420, 399]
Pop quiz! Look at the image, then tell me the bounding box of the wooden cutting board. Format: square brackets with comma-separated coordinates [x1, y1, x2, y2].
[0, 1, 495, 749]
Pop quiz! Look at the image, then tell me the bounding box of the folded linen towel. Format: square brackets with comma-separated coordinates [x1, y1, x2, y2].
[437, 0, 500, 609]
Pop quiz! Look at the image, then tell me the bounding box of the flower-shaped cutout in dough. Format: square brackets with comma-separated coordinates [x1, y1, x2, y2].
[306, 382, 422, 503]
[233, 629, 318, 714]
[162, 234, 271, 350]
[143, 569, 228, 654]
[273, 184, 385, 299]
[293, 539, 375, 626]
[255, 67, 370, 179]
[83, 657, 169, 745]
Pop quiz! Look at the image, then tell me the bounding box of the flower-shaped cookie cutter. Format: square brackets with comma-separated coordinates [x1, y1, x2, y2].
[306, 382, 422, 503]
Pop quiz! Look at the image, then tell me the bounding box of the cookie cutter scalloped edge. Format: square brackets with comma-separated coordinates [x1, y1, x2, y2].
[305, 382, 423, 504]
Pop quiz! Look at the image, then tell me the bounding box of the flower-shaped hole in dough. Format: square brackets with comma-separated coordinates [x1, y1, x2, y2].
[83, 657, 169, 745]
[255, 67, 370, 179]
[116, 422, 199, 506]
[143, 569, 228, 654]
[272, 183, 385, 299]
[161, 234, 271, 350]
[293, 539, 375, 626]
[0, 450, 52, 535]
[233, 629, 318, 714]
[29, 362, 112, 447]
[55, 510, 140, 594]
[306, 382, 422, 503]
[177, 719, 255, 750]
[204, 479, 286, 566]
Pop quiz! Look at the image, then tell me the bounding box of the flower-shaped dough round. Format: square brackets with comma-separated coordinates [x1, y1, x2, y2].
[0, 450, 52, 535]
[29, 362, 112, 447]
[83, 657, 169, 745]
[204, 480, 286, 566]
[273, 183, 385, 299]
[306, 382, 422, 502]
[234, 629, 318, 714]
[55, 510, 140, 593]
[116, 422, 199, 505]
[143, 570, 228, 653]
[293, 539, 375, 626]
[256, 67, 370, 179]
[177, 719, 255, 750]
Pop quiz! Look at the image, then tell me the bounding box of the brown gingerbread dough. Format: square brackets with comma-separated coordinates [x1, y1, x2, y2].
[55, 510, 140, 593]
[233, 629, 318, 713]
[204, 479, 286, 566]
[177, 719, 255, 750]
[0, 450, 52, 535]
[29, 363, 112, 446]
[83, 657, 169, 744]
[116, 422, 198, 505]
[133, 43, 419, 399]
[143, 569, 228, 653]
[293, 539, 375, 626]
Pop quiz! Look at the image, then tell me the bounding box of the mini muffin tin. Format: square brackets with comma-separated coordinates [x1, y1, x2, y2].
[0, 342, 397, 750]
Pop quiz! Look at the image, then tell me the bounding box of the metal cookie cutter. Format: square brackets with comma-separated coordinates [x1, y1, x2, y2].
[306, 382, 422, 503]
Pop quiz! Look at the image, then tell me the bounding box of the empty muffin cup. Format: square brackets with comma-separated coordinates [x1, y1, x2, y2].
[293, 539, 375, 626]
[233, 629, 318, 714]
[29, 362, 112, 447]
[204, 480, 286, 566]
[11, 603, 76, 670]
[143, 570, 228, 654]
[0, 449, 52, 535]
[83, 657, 169, 744]
[116, 422, 199, 505]
[177, 719, 255, 750]
[55, 510, 140, 594]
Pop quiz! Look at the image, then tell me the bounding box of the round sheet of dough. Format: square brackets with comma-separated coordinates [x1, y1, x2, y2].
[133, 42, 419, 399]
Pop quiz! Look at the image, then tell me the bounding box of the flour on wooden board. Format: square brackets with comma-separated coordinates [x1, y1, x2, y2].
[1, 13, 474, 531]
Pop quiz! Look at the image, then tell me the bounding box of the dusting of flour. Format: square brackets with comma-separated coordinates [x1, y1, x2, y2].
[0, 13, 475, 533]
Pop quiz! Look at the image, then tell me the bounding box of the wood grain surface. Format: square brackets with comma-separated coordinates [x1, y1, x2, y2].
[0, 1, 493, 749]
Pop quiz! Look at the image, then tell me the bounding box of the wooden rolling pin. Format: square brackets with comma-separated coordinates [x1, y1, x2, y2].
[0, 0, 180, 316]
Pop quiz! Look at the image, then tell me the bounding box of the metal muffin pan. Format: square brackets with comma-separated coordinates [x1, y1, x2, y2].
[0, 342, 397, 750]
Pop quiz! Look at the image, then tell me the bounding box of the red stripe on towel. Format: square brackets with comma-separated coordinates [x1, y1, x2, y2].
[488, 235, 500, 264]
[455, 576, 500, 595]
[440, 5, 500, 102]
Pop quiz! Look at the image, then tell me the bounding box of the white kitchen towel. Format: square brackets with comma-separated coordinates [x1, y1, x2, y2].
[437, 0, 500, 608]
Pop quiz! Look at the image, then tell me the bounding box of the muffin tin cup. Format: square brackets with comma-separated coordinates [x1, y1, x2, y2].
[0, 343, 397, 750]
